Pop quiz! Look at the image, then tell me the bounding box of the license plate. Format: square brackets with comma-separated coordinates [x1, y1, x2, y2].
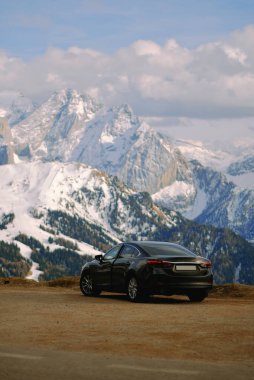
[175, 265, 197, 271]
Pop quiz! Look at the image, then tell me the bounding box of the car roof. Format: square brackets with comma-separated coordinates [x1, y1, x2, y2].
[124, 241, 195, 256]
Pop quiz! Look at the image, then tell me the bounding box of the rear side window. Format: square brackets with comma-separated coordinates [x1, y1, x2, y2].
[119, 245, 141, 259]
[140, 244, 196, 257]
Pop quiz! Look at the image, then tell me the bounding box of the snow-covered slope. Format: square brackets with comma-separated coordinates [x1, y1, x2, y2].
[152, 181, 196, 211]
[2, 88, 254, 254]
[0, 162, 108, 279]
[175, 139, 233, 171]
[0, 161, 187, 279]
[176, 138, 254, 189]
[1, 161, 254, 284]
[188, 161, 254, 239]
[154, 159, 254, 239]
[0, 161, 181, 244]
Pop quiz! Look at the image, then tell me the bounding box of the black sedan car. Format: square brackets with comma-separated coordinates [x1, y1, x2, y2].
[80, 241, 213, 302]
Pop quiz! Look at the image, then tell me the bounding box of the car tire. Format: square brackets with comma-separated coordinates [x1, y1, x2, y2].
[80, 272, 101, 297]
[127, 276, 145, 302]
[188, 290, 208, 302]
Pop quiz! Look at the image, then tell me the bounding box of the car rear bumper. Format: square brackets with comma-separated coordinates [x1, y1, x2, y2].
[142, 273, 213, 295]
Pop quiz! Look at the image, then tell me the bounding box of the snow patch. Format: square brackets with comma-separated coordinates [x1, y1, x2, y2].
[226, 173, 254, 190]
[26, 262, 43, 281]
[234, 263, 241, 283]
[0, 109, 7, 117]
[152, 181, 195, 204]
[184, 188, 207, 219]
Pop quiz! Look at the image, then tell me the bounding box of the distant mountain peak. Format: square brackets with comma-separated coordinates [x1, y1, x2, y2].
[0, 91, 36, 126]
[47, 88, 102, 120]
[12, 89, 102, 161]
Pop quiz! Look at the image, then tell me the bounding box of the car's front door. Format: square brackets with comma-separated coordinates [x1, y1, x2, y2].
[94, 245, 122, 290]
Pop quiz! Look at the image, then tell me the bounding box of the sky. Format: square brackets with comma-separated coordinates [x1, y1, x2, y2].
[0, 0, 254, 144]
[1, 0, 254, 58]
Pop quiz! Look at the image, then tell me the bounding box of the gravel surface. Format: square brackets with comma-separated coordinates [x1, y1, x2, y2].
[0, 286, 253, 363]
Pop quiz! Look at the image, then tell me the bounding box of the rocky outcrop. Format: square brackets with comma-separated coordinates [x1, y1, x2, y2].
[0, 118, 14, 164]
[117, 123, 193, 193]
[227, 156, 254, 176]
[190, 161, 254, 240]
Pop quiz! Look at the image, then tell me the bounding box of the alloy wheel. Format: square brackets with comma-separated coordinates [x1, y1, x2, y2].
[81, 274, 93, 295]
[128, 277, 138, 301]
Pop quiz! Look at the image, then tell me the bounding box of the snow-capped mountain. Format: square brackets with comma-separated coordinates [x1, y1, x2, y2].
[175, 139, 233, 171]
[190, 161, 254, 239]
[13, 89, 193, 194]
[7, 89, 254, 240]
[226, 156, 254, 190]
[1, 161, 253, 284]
[12, 89, 102, 161]
[176, 138, 254, 190]
[0, 91, 36, 126]
[228, 156, 254, 176]
[1, 88, 254, 283]
[72, 104, 193, 193]
[153, 160, 254, 240]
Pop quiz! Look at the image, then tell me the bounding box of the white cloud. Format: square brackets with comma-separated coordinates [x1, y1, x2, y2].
[131, 40, 161, 56]
[0, 25, 254, 118]
[223, 45, 247, 65]
[142, 115, 254, 149]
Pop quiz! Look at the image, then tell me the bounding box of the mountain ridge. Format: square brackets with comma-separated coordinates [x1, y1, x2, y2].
[0, 160, 253, 283]
[1, 88, 254, 240]
[0, 88, 254, 283]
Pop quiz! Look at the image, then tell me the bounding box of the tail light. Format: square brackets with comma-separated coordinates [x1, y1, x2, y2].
[147, 259, 173, 268]
[199, 260, 212, 268]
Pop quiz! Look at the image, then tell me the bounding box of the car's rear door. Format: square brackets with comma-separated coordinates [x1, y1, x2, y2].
[112, 244, 140, 291]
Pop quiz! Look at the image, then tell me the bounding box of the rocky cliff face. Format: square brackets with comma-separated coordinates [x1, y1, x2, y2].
[189, 161, 254, 240]
[227, 156, 254, 176]
[0, 118, 14, 164]
[118, 124, 193, 193]
[72, 106, 193, 193]
[13, 90, 193, 194]
[12, 89, 102, 161]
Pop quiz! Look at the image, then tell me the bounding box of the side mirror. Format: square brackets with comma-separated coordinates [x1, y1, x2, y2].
[95, 254, 103, 262]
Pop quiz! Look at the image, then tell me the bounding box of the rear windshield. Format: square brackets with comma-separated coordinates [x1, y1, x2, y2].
[139, 244, 196, 257]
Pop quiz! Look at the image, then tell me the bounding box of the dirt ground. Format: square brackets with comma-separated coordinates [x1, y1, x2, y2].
[0, 280, 253, 364]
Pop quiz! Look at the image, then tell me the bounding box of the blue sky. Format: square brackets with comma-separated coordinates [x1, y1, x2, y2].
[0, 0, 254, 143]
[1, 0, 254, 59]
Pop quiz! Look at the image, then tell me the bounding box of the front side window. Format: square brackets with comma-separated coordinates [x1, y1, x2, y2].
[104, 245, 121, 260]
